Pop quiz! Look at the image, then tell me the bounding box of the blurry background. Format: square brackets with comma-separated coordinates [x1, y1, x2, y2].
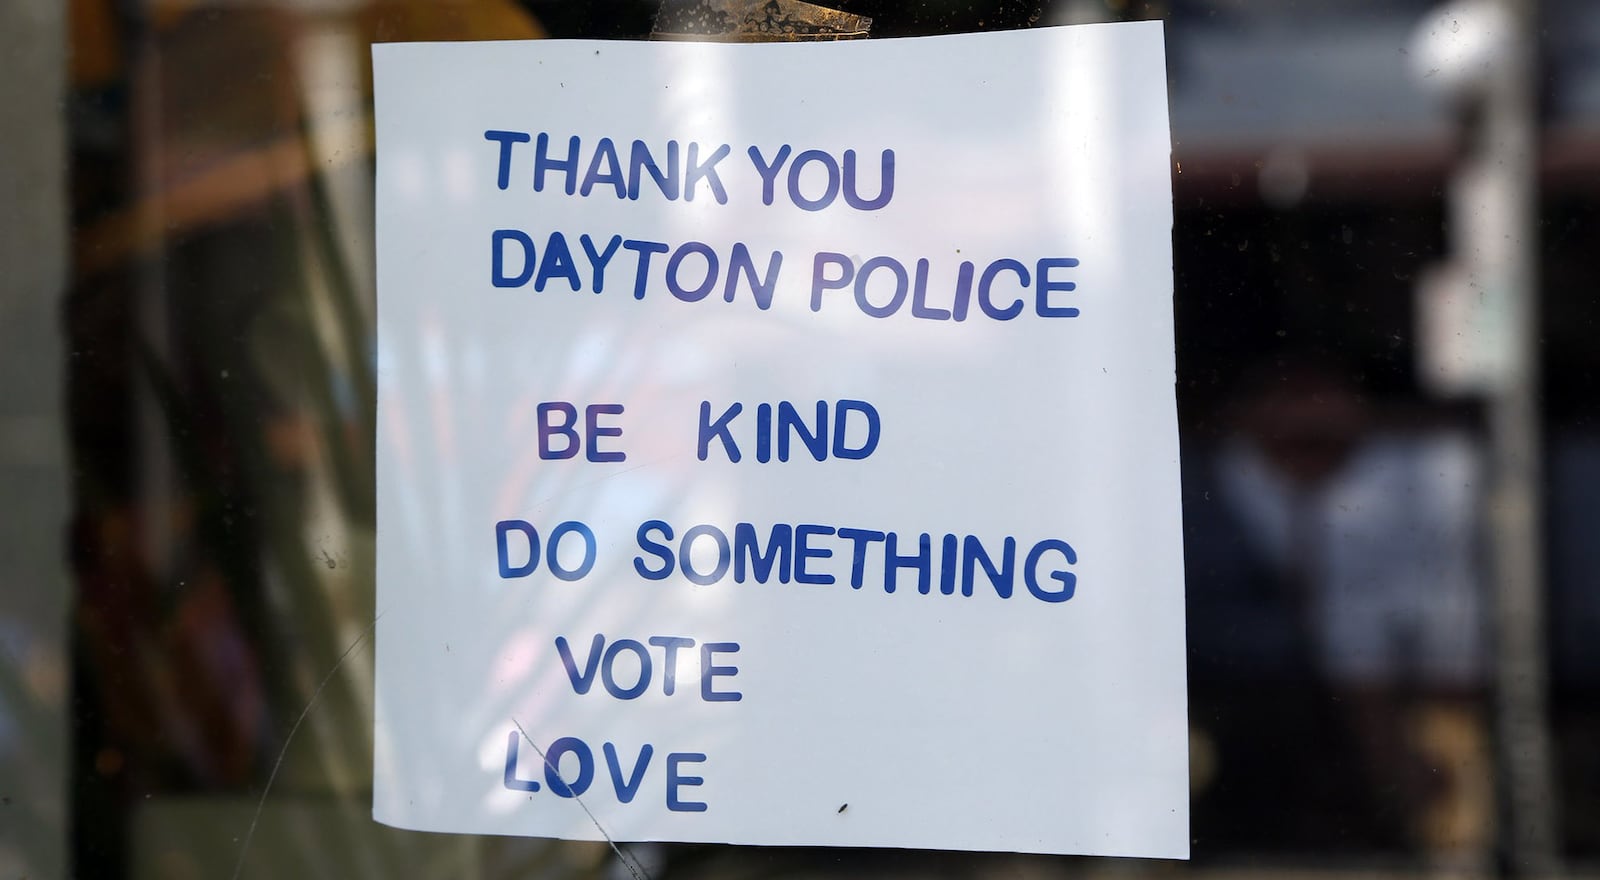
[1, 0, 1598, 877]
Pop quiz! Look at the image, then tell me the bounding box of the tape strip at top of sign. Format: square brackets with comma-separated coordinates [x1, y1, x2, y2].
[651, 0, 874, 41]
[372, 22, 1187, 860]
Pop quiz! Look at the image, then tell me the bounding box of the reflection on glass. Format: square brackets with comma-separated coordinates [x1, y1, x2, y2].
[0, 0, 1590, 876]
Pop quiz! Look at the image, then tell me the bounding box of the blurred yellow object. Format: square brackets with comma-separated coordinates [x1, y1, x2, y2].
[360, 0, 547, 43]
[69, 0, 122, 87]
[73, 0, 546, 277]
[1411, 701, 1494, 860]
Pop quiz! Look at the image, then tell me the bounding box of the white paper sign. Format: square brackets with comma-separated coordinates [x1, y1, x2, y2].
[373, 22, 1186, 859]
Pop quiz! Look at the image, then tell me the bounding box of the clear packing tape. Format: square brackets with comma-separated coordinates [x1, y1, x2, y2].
[652, 0, 871, 41]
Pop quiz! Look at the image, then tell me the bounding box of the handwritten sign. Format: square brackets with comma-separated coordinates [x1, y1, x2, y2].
[373, 22, 1187, 858]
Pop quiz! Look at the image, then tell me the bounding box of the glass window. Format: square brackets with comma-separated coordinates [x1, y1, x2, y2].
[2, 0, 1595, 876]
